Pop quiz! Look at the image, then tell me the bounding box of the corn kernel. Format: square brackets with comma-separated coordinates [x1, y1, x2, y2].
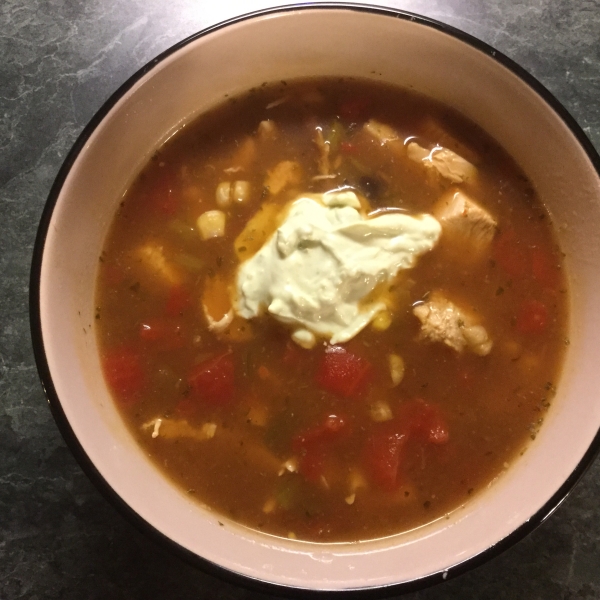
[197, 210, 225, 240]
[372, 310, 392, 331]
[232, 180, 251, 203]
[388, 354, 405, 387]
[369, 400, 393, 422]
[215, 182, 231, 208]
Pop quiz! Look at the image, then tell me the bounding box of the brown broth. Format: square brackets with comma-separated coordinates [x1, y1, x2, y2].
[96, 78, 568, 542]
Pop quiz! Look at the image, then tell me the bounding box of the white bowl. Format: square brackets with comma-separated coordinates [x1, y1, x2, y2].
[30, 4, 600, 595]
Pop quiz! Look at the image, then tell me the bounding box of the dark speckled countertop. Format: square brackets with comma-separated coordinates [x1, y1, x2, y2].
[1, 1, 599, 598]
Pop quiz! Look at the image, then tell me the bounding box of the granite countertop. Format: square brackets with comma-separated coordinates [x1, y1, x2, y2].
[1, 1, 599, 598]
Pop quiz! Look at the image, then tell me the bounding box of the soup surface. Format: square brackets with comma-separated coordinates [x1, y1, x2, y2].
[96, 78, 568, 542]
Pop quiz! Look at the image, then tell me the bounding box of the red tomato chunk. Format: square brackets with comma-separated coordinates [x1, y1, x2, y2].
[365, 399, 449, 491]
[399, 398, 450, 445]
[316, 346, 373, 398]
[365, 427, 407, 491]
[165, 285, 192, 317]
[516, 299, 549, 334]
[102, 347, 145, 403]
[494, 231, 560, 291]
[293, 414, 349, 483]
[188, 352, 235, 405]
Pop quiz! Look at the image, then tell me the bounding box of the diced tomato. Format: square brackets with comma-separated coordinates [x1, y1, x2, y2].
[516, 299, 549, 334]
[316, 346, 373, 398]
[293, 414, 348, 448]
[139, 318, 184, 350]
[322, 414, 347, 435]
[493, 230, 561, 290]
[492, 229, 528, 279]
[365, 426, 407, 491]
[364, 399, 449, 491]
[139, 321, 162, 342]
[422, 411, 450, 445]
[531, 247, 560, 289]
[339, 97, 370, 122]
[165, 285, 192, 317]
[292, 414, 348, 483]
[148, 166, 178, 215]
[296, 444, 327, 484]
[188, 352, 235, 405]
[398, 399, 450, 445]
[102, 347, 145, 404]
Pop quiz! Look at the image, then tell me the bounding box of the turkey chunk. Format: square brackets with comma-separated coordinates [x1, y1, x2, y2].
[407, 142, 477, 183]
[413, 292, 492, 356]
[264, 160, 301, 195]
[313, 127, 330, 176]
[134, 243, 181, 286]
[142, 418, 217, 441]
[433, 189, 497, 251]
[257, 119, 277, 141]
[363, 119, 399, 145]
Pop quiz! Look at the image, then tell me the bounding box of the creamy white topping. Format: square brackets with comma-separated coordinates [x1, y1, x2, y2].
[235, 191, 441, 344]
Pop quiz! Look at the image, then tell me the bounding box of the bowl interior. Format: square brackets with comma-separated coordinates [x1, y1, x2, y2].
[36, 6, 600, 592]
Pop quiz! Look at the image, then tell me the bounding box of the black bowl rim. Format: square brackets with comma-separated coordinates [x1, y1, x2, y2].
[29, 2, 600, 598]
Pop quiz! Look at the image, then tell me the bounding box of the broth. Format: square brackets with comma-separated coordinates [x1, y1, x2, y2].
[96, 78, 568, 542]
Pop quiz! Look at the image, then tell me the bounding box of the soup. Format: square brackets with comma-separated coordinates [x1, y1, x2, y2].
[96, 78, 568, 542]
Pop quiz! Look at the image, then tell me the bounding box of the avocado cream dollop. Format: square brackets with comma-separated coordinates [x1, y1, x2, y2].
[235, 191, 441, 346]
